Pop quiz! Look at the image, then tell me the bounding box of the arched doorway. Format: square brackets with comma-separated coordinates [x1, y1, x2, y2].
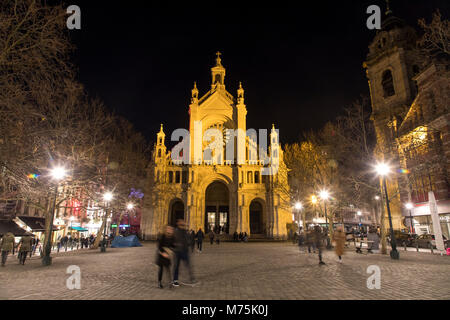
[205, 181, 229, 234]
[169, 200, 184, 226]
[249, 200, 263, 234]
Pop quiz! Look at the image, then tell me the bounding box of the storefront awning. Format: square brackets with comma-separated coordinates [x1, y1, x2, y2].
[0, 219, 33, 237]
[70, 226, 88, 232]
[16, 216, 46, 232]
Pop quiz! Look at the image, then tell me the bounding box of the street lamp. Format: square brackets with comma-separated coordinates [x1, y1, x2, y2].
[42, 166, 67, 266]
[295, 202, 303, 233]
[357, 210, 362, 234]
[375, 162, 399, 260]
[319, 189, 331, 249]
[405, 202, 414, 234]
[101, 191, 113, 252]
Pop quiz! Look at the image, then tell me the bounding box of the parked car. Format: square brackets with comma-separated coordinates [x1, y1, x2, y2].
[387, 230, 417, 247]
[413, 234, 449, 249]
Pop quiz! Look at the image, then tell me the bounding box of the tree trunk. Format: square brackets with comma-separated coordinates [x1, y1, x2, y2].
[115, 213, 125, 236]
[92, 213, 107, 249]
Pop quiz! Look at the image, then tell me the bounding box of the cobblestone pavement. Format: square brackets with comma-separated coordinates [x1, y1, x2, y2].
[0, 242, 449, 300]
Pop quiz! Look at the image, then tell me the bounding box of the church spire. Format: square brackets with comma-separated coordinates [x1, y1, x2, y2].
[191, 81, 198, 103]
[211, 51, 226, 90]
[237, 81, 244, 104]
[385, 0, 392, 16]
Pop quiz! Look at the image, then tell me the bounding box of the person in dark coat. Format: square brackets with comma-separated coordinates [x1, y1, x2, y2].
[196, 228, 204, 252]
[18, 235, 33, 265]
[172, 219, 196, 286]
[156, 225, 175, 288]
[312, 226, 326, 265]
[1, 232, 15, 267]
[189, 230, 195, 253]
[208, 230, 215, 245]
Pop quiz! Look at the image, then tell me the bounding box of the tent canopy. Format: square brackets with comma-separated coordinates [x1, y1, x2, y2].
[0, 220, 33, 237]
[111, 235, 142, 248]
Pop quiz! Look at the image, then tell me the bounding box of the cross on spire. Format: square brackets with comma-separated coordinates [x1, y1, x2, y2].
[215, 51, 222, 66]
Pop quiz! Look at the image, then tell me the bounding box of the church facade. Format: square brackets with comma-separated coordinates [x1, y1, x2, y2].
[140, 54, 292, 240]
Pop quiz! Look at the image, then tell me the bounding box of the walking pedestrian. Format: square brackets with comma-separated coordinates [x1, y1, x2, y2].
[18, 234, 33, 265]
[312, 226, 326, 265]
[333, 226, 346, 263]
[196, 228, 204, 252]
[172, 219, 196, 287]
[298, 228, 306, 252]
[215, 230, 220, 244]
[1, 232, 15, 266]
[156, 225, 175, 288]
[208, 230, 214, 245]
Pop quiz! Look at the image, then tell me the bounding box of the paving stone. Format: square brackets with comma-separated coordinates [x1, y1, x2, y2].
[0, 242, 449, 300]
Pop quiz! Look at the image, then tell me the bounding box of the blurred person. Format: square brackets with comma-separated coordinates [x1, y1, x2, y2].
[18, 234, 32, 265]
[208, 229, 215, 245]
[333, 226, 346, 263]
[196, 228, 204, 252]
[156, 225, 175, 289]
[172, 219, 196, 287]
[312, 226, 326, 265]
[0, 232, 15, 267]
[367, 226, 380, 253]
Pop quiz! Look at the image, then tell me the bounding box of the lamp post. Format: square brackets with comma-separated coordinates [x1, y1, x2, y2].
[42, 166, 66, 266]
[101, 192, 113, 252]
[405, 202, 414, 234]
[375, 162, 399, 260]
[357, 210, 362, 235]
[294, 202, 303, 234]
[319, 189, 331, 249]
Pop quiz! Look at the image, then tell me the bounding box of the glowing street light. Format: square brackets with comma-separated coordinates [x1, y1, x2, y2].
[375, 162, 390, 176]
[319, 189, 331, 249]
[294, 202, 303, 210]
[50, 166, 67, 181]
[103, 192, 113, 202]
[375, 162, 399, 260]
[374, 195, 380, 200]
[311, 195, 318, 204]
[319, 190, 330, 200]
[405, 202, 415, 233]
[127, 203, 134, 210]
[101, 191, 114, 253]
[43, 165, 67, 266]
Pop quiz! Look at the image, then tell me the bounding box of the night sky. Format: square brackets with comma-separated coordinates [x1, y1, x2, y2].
[69, 0, 448, 145]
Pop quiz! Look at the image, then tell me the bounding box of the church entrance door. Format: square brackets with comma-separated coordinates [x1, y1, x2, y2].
[205, 182, 229, 234]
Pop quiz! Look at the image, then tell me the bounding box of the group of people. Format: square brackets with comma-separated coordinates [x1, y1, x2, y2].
[232, 231, 248, 242]
[1, 232, 37, 266]
[296, 225, 381, 265]
[156, 220, 197, 288]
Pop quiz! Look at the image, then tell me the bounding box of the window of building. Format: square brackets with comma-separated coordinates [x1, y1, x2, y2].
[182, 170, 188, 184]
[175, 171, 181, 183]
[254, 171, 260, 183]
[247, 171, 253, 183]
[168, 171, 173, 183]
[382, 70, 395, 97]
[158, 149, 162, 158]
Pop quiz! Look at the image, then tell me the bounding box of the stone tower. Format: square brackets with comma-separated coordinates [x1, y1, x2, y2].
[363, 7, 419, 229]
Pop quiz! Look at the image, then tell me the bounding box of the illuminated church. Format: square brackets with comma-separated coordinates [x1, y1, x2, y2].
[141, 53, 291, 240]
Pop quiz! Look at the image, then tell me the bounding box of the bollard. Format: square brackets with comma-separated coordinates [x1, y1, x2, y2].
[430, 245, 433, 254]
[404, 242, 407, 251]
[416, 242, 419, 252]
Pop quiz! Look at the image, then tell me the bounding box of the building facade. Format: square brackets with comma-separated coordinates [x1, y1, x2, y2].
[141, 54, 292, 240]
[364, 10, 450, 237]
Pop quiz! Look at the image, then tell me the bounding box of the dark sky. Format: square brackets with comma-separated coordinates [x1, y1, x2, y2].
[69, 0, 448, 144]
